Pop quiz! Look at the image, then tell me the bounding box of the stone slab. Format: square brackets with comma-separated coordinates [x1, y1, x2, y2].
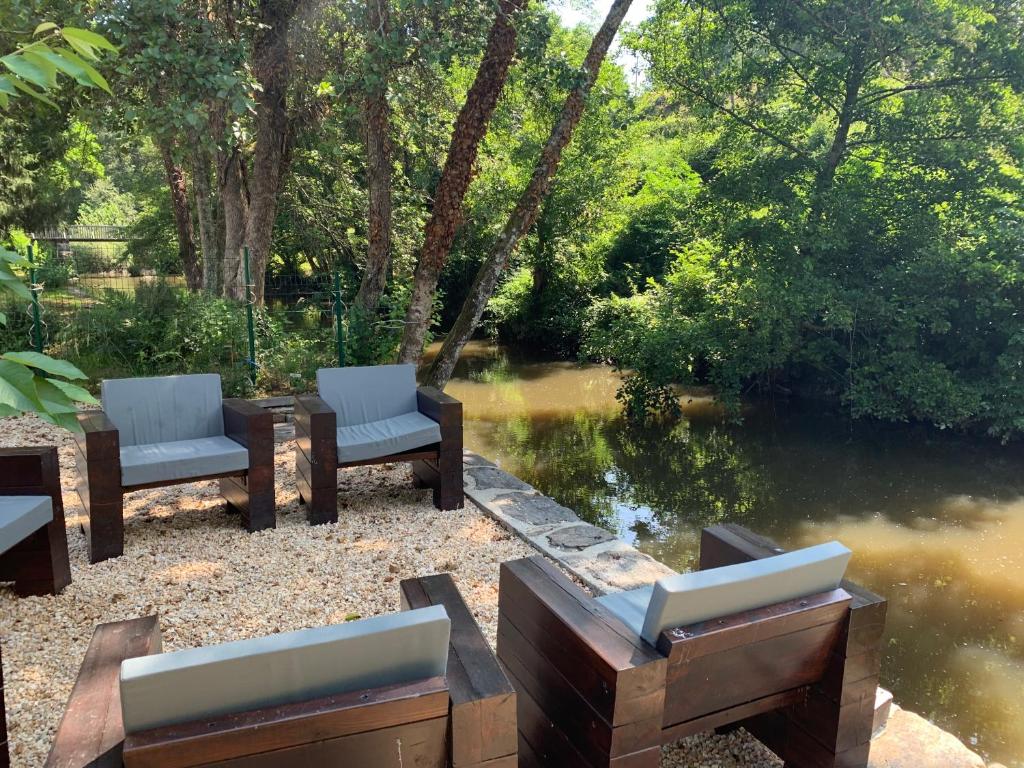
[547, 523, 616, 551]
[868, 706, 986, 768]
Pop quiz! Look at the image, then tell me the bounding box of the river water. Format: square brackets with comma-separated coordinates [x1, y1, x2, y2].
[428, 341, 1024, 767]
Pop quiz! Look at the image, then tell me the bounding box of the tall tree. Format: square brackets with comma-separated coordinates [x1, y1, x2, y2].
[353, 0, 393, 318]
[158, 140, 202, 290]
[423, 0, 634, 386]
[396, 0, 529, 363]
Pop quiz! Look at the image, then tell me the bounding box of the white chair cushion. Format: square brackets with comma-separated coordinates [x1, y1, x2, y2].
[120, 436, 249, 487]
[317, 365, 419, 428]
[0, 496, 53, 556]
[597, 541, 852, 645]
[337, 411, 441, 463]
[120, 604, 451, 734]
[102, 373, 225, 446]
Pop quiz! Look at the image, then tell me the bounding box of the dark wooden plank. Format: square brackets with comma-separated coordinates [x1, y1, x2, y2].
[203, 717, 449, 768]
[511, 675, 661, 768]
[663, 619, 843, 727]
[75, 410, 120, 461]
[46, 616, 161, 768]
[122, 677, 449, 768]
[338, 447, 440, 469]
[655, 589, 850, 663]
[1, 640, 9, 768]
[659, 687, 808, 744]
[400, 574, 517, 767]
[497, 617, 661, 762]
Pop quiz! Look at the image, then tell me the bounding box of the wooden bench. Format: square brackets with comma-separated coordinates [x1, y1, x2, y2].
[45, 575, 515, 768]
[498, 524, 887, 768]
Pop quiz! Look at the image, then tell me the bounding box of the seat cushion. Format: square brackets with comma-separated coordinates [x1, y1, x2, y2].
[0, 496, 53, 556]
[317, 365, 419, 428]
[337, 411, 441, 463]
[120, 604, 451, 734]
[595, 585, 654, 638]
[597, 541, 851, 646]
[102, 373, 225, 446]
[120, 436, 249, 487]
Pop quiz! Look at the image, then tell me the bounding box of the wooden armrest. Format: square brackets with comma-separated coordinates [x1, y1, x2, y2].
[74, 410, 120, 461]
[416, 387, 462, 448]
[46, 616, 161, 768]
[222, 398, 273, 450]
[498, 557, 666, 730]
[0, 446, 60, 496]
[401, 573, 517, 767]
[294, 394, 336, 432]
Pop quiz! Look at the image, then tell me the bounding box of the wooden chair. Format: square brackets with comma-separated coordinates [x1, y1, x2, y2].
[1, 446, 71, 597]
[498, 523, 887, 768]
[75, 374, 274, 563]
[44, 573, 516, 768]
[1, 640, 8, 768]
[295, 364, 464, 524]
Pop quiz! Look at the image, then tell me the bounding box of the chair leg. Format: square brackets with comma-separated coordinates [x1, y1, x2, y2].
[1, 640, 9, 768]
[306, 481, 338, 525]
[435, 447, 464, 511]
[0, 521, 70, 596]
[220, 470, 276, 532]
[84, 497, 124, 564]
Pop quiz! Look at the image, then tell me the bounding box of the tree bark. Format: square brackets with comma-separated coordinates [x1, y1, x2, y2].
[810, 55, 867, 219]
[159, 141, 202, 290]
[396, 0, 529, 363]
[192, 143, 221, 295]
[219, 145, 249, 298]
[423, 0, 634, 388]
[354, 0, 394, 318]
[239, 0, 302, 304]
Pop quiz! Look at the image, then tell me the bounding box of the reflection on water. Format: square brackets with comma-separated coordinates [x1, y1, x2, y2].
[428, 341, 1024, 767]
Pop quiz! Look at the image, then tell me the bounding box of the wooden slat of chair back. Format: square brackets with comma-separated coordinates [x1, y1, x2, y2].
[121, 677, 450, 768]
[657, 588, 851, 739]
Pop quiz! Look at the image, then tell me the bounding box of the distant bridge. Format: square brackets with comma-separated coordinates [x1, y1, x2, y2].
[32, 225, 129, 243]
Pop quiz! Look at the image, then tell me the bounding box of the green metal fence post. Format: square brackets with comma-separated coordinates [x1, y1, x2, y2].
[333, 271, 345, 367]
[243, 245, 257, 386]
[27, 244, 43, 353]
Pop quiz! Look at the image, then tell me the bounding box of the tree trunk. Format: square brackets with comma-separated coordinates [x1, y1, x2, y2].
[219, 146, 249, 299]
[423, 0, 634, 388]
[396, 0, 529, 363]
[241, 0, 301, 305]
[192, 144, 221, 295]
[159, 141, 201, 290]
[353, 0, 393, 319]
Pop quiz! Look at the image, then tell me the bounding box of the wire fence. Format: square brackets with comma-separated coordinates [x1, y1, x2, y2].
[1, 237, 352, 397]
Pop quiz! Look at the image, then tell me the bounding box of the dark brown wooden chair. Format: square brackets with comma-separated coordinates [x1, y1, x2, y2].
[75, 374, 274, 563]
[295, 364, 463, 524]
[498, 523, 887, 768]
[0, 446, 71, 597]
[1, 640, 8, 768]
[44, 573, 515, 768]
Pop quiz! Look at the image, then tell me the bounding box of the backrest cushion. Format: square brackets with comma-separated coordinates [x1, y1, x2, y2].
[640, 541, 851, 645]
[119, 605, 451, 734]
[317, 364, 419, 427]
[101, 374, 224, 446]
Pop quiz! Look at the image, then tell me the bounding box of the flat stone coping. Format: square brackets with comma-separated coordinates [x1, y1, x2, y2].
[461, 450, 1000, 768]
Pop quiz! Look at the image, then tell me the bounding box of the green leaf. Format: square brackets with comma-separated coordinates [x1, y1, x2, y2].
[0, 270, 33, 300]
[46, 377, 98, 404]
[36, 47, 109, 92]
[0, 360, 42, 413]
[34, 22, 59, 36]
[1, 351, 89, 380]
[61, 27, 118, 54]
[1, 52, 52, 89]
[8, 76, 57, 107]
[34, 378, 79, 415]
[0, 309, 6, 325]
[62, 35, 98, 62]
[0, 403, 19, 419]
[40, 410, 83, 432]
[0, 76, 16, 96]
[21, 51, 59, 88]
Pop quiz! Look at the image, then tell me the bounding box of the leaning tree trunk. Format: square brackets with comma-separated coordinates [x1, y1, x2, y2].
[159, 141, 202, 290]
[396, 0, 529, 363]
[353, 0, 393, 319]
[423, 0, 634, 388]
[191, 143, 221, 295]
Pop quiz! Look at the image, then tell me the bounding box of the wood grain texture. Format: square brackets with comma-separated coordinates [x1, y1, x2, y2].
[400, 573, 517, 767]
[122, 677, 449, 768]
[45, 616, 161, 768]
[1, 640, 8, 768]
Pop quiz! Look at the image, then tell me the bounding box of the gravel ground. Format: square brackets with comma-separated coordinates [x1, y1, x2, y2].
[1, 414, 781, 767]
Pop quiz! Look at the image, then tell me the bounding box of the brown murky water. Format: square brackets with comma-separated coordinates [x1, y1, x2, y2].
[427, 341, 1024, 766]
